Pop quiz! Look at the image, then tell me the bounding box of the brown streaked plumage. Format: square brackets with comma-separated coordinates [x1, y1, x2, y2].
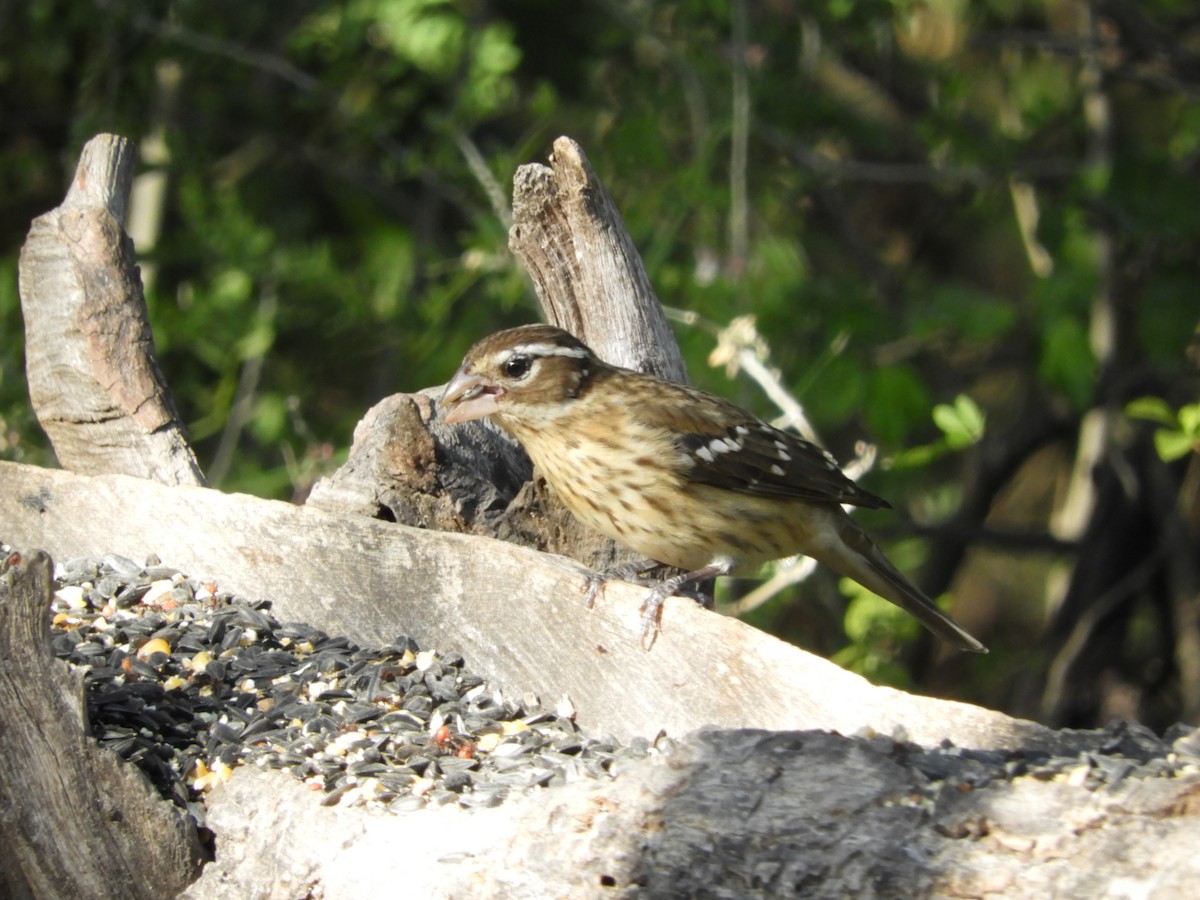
[440, 324, 985, 653]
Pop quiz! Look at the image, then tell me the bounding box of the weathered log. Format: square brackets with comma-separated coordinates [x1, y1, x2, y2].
[186, 728, 1200, 899]
[17, 134, 204, 486]
[14, 132, 1196, 899]
[0, 461, 1044, 751]
[0, 551, 202, 899]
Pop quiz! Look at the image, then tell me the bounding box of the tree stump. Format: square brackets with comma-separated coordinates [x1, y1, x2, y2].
[0, 551, 202, 899]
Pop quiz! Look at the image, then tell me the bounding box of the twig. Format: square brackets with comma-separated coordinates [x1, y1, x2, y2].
[1008, 177, 1054, 277]
[720, 556, 817, 617]
[453, 128, 512, 227]
[207, 283, 278, 487]
[728, 0, 751, 276]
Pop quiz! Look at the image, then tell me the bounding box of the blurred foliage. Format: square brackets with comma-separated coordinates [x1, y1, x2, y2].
[890, 393, 986, 469]
[831, 577, 923, 690]
[2, 0, 1199, 725]
[1128, 397, 1200, 462]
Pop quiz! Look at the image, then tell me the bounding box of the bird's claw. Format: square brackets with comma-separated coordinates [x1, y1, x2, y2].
[582, 573, 606, 610]
[581, 560, 716, 651]
[581, 559, 662, 609]
[637, 584, 673, 651]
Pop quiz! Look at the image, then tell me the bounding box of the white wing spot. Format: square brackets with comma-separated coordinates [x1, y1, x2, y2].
[770, 464, 785, 476]
[709, 437, 742, 455]
[696, 446, 716, 463]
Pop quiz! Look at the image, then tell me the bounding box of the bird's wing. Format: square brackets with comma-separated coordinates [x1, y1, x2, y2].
[631, 377, 890, 509]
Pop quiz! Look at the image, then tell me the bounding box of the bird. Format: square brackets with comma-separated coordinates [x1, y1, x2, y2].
[439, 323, 986, 653]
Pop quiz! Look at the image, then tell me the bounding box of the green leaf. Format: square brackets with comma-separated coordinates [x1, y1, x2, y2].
[1130, 400, 1200, 462]
[249, 393, 289, 444]
[1155, 429, 1197, 462]
[211, 269, 254, 309]
[887, 442, 946, 471]
[1179, 402, 1200, 437]
[1125, 396, 1178, 427]
[932, 394, 985, 449]
[832, 577, 920, 688]
[801, 354, 867, 429]
[914, 283, 1018, 342]
[1038, 315, 1095, 408]
[841, 580, 917, 644]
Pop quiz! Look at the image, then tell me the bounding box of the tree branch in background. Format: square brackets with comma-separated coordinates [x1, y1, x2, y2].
[727, 0, 751, 279]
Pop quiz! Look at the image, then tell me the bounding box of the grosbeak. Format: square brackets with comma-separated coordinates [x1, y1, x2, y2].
[440, 324, 985, 653]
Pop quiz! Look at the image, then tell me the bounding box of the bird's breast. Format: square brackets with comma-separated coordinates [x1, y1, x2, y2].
[516, 423, 830, 573]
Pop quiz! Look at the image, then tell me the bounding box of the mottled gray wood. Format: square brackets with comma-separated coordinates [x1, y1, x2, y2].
[17, 133, 204, 486]
[0, 551, 202, 900]
[509, 136, 688, 383]
[185, 730, 1200, 899]
[1, 461, 1050, 753]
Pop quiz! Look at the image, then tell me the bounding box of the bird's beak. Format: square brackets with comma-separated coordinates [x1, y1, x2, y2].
[439, 369, 503, 424]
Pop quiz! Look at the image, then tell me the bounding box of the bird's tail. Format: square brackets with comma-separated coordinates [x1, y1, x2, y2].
[816, 516, 987, 654]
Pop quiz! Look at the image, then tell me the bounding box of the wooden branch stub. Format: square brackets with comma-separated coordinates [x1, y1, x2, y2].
[18, 133, 205, 486]
[0, 550, 202, 899]
[62, 133, 137, 223]
[509, 136, 688, 382]
[305, 389, 630, 570]
[308, 390, 529, 528]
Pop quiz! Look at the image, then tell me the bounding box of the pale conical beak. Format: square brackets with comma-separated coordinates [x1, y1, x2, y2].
[439, 369, 503, 423]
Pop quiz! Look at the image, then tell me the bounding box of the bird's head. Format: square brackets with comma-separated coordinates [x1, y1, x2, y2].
[439, 325, 600, 429]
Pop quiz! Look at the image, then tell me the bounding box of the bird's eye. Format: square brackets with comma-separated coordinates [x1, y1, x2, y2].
[502, 356, 532, 379]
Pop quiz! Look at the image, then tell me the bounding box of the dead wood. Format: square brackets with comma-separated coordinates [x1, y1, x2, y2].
[0, 551, 202, 899]
[0, 461, 1046, 752]
[187, 730, 1200, 900]
[17, 134, 204, 486]
[509, 136, 687, 382]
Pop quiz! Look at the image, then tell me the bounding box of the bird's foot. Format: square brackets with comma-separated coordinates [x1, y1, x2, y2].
[582, 558, 663, 609]
[637, 581, 677, 651]
[583, 560, 732, 650]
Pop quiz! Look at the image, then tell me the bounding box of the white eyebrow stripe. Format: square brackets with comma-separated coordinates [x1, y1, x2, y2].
[504, 342, 590, 360]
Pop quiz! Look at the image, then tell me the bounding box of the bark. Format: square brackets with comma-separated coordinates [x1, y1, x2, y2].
[0, 461, 1043, 752]
[0, 551, 202, 899]
[16, 134, 204, 486]
[187, 729, 1200, 900]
